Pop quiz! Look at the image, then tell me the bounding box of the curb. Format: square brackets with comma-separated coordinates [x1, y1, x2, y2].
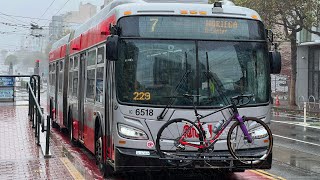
[50, 128, 103, 180]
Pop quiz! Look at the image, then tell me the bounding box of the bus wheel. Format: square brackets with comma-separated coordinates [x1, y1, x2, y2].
[95, 128, 113, 177]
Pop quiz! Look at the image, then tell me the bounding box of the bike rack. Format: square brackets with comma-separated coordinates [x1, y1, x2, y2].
[308, 95, 316, 110]
[158, 148, 271, 170]
[298, 96, 305, 110]
[159, 155, 270, 170]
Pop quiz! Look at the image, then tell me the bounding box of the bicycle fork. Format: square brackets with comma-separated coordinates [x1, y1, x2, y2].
[236, 115, 253, 143]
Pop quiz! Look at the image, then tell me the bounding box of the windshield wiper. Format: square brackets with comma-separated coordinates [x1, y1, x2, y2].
[157, 70, 191, 120]
[157, 53, 190, 120]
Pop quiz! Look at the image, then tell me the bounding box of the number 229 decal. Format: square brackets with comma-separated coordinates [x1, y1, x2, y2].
[133, 92, 151, 101]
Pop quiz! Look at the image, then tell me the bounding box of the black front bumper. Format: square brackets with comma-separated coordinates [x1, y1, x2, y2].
[114, 147, 272, 172]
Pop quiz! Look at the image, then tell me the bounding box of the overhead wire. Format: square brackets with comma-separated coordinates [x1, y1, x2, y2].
[54, 0, 72, 16]
[0, 31, 29, 35]
[37, 0, 57, 23]
[0, 11, 81, 24]
[0, 21, 31, 28]
[0, 12, 28, 25]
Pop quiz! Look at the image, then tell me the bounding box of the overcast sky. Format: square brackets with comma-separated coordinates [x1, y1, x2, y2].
[0, 0, 103, 51]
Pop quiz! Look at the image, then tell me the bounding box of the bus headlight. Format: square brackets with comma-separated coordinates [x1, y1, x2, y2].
[118, 124, 148, 140]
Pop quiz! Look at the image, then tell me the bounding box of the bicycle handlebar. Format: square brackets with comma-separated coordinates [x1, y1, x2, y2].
[164, 94, 253, 107]
[230, 94, 253, 106]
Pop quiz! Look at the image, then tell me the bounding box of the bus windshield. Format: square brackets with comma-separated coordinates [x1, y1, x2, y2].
[116, 39, 270, 107]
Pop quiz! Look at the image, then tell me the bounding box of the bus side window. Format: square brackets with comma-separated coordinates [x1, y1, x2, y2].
[69, 57, 73, 70]
[74, 56, 79, 68]
[69, 71, 73, 95]
[96, 46, 105, 103]
[73, 71, 78, 97]
[58, 60, 63, 92]
[86, 49, 97, 100]
[49, 64, 51, 86]
[68, 57, 73, 95]
[96, 67, 104, 103]
[52, 63, 56, 87]
[86, 69, 95, 99]
[97, 47, 105, 64]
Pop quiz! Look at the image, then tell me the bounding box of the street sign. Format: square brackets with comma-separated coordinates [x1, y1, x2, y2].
[0, 77, 14, 86]
[0, 77, 15, 102]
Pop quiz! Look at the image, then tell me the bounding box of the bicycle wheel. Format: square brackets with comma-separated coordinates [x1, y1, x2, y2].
[156, 118, 204, 166]
[227, 117, 273, 165]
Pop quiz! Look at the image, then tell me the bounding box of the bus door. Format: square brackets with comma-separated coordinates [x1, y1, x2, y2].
[105, 61, 114, 159]
[63, 56, 69, 127]
[78, 52, 86, 141]
[54, 61, 59, 120]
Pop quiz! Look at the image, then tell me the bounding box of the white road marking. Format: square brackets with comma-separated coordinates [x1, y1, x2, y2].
[271, 120, 320, 130]
[273, 134, 320, 147]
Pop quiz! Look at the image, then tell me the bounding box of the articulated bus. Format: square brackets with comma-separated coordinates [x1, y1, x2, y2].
[48, 0, 281, 176]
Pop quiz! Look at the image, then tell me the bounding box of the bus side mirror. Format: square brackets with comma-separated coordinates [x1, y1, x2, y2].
[266, 29, 274, 43]
[106, 35, 119, 61]
[269, 51, 281, 74]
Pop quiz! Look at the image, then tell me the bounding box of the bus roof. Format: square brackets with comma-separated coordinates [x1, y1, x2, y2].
[50, 0, 262, 61]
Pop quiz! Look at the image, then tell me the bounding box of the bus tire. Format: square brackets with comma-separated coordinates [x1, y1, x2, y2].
[95, 121, 114, 177]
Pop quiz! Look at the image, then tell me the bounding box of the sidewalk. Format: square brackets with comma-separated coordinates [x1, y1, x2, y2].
[272, 99, 320, 118]
[0, 105, 75, 179]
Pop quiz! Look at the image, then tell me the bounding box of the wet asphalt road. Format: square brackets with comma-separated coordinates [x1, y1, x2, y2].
[46, 102, 320, 180]
[268, 112, 320, 179]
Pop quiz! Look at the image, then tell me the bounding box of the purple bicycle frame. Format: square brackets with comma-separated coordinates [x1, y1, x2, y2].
[209, 112, 253, 145]
[235, 114, 253, 143]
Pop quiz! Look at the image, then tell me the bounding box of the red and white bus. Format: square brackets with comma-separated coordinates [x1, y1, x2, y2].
[48, 0, 281, 176]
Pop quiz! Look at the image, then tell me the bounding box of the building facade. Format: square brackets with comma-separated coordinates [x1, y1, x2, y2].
[63, 2, 97, 25]
[49, 3, 97, 42]
[297, 27, 320, 103]
[49, 16, 64, 42]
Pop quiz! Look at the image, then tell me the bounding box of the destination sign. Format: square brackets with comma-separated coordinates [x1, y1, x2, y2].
[204, 19, 239, 34]
[119, 16, 265, 40]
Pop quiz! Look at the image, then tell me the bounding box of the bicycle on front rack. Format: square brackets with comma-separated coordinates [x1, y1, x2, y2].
[155, 94, 273, 166]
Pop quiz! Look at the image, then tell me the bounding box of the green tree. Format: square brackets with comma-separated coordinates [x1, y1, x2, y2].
[234, 0, 320, 106]
[5, 55, 18, 65]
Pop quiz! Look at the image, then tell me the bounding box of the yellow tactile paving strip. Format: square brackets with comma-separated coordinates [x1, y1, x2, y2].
[250, 170, 286, 180]
[60, 157, 85, 180]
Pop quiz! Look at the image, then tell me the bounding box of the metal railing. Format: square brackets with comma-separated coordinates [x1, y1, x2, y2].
[0, 75, 51, 158]
[297, 95, 320, 124]
[27, 75, 51, 158]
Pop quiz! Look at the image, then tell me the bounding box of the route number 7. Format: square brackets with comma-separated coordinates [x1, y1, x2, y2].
[150, 18, 158, 32]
